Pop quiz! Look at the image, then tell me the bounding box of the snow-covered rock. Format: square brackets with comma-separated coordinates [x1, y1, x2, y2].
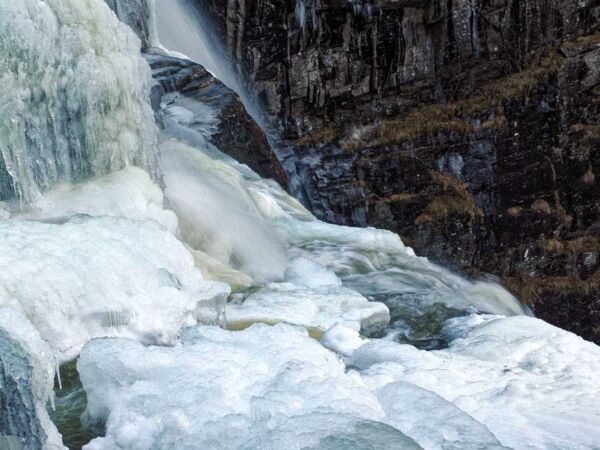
[79, 324, 420, 450]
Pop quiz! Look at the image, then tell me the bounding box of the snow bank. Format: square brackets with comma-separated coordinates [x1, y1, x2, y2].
[356, 315, 600, 450]
[79, 324, 420, 450]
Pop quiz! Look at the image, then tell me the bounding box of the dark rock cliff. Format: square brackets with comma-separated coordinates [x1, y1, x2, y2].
[196, 0, 600, 342]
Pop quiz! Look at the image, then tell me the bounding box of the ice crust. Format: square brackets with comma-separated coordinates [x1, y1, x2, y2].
[79, 316, 600, 450]
[355, 315, 600, 450]
[0, 168, 229, 362]
[227, 258, 391, 333]
[79, 324, 420, 450]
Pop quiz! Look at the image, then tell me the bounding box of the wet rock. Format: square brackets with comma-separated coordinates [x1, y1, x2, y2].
[0, 330, 46, 450]
[105, 0, 153, 51]
[145, 53, 288, 189]
[0, 310, 62, 450]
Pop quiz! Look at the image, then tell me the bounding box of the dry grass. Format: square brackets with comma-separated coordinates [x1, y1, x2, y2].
[538, 239, 565, 253]
[342, 105, 474, 152]
[478, 54, 562, 102]
[503, 273, 600, 304]
[581, 169, 595, 185]
[343, 53, 563, 151]
[569, 124, 600, 145]
[481, 115, 508, 129]
[295, 126, 340, 146]
[430, 171, 467, 192]
[415, 195, 482, 224]
[562, 33, 600, 48]
[538, 237, 600, 255]
[415, 171, 483, 224]
[507, 206, 524, 217]
[385, 193, 419, 202]
[531, 199, 552, 214]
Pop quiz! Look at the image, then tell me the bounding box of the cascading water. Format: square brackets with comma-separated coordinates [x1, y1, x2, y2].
[0, 1, 599, 449]
[153, 0, 241, 97]
[151, 0, 526, 318]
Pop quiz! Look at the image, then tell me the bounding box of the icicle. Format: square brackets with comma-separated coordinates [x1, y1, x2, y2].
[0, 0, 159, 204]
[295, 0, 306, 33]
[55, 357, 62, 391]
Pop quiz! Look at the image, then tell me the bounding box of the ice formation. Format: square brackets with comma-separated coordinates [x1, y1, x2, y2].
[78, 324, 421, 450]
[0, 213, 229, 361]
[0, 0, 229, 364]
[227, 258, 390, 334]
[0, 0, 158, 203]
[78, 316, 600, 450]
[0, 308, 65, 450]
[0, 165, 229, 362]
[23, 167, 178, 233]
[355, 315, 600, 450]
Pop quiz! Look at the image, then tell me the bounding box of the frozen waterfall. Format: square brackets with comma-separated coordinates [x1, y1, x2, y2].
[0, 0, 598, 449]
[0, 0, 159, 205]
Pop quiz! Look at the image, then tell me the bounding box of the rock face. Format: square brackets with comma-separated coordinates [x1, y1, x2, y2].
[105, 0, 153, 51]
[146, 53, 289, 189]
[0, 330, 46, 450]
[0, 309, 62, 450]
[196, 0, 600, 342]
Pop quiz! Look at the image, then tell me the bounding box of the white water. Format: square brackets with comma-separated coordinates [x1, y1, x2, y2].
[153, 0, 270, 132]
[0, 1, 598, 449]
[153, 0, 240, 92]
[158, 91, 526, 324]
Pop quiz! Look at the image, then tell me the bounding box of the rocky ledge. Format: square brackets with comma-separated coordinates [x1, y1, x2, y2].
[146, 52, 288, 189]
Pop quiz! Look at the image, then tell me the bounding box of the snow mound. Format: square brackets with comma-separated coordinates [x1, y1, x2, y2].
[79, 324, 420, 450]
[0, 216, 228, 361]
[357, 315, 600, 450]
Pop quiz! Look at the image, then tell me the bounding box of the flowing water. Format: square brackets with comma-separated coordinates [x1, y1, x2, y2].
[1, 1, 599, 450]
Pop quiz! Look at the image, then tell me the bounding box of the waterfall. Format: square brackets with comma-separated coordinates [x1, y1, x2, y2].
[153, 0, 240, 94]
[0, 1, 599, 450]
[0, 0, 159, 205]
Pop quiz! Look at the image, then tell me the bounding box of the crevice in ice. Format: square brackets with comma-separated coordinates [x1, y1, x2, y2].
[49, 359, 104, 450]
